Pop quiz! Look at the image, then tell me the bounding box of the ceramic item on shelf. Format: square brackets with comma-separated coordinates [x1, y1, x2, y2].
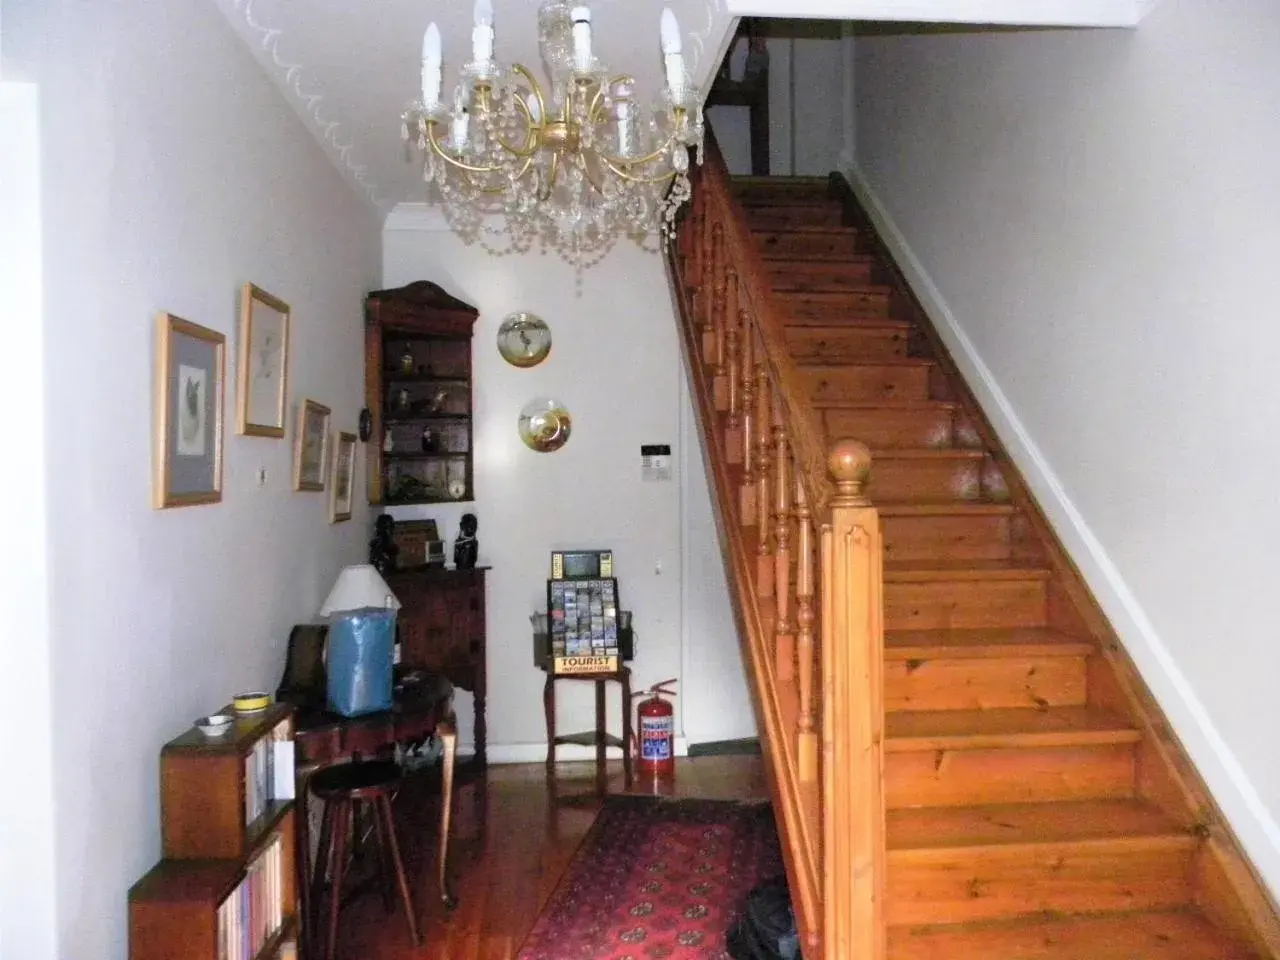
[448, 478, 467, 500]
[195, 714, 235, 737]
[421, 426, 438, 453]
[518, 397, 571, 452]
[232, 692, 271, 714]
[497, 312, 552, 368]
[400, 348, 416, 374]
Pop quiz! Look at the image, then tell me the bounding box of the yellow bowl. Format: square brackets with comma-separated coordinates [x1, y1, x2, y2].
[232, 692, 271, 714]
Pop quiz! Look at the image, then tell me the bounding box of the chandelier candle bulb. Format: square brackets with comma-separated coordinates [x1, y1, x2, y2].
[422, 23, 442, 108]
[571, 6, 592, 73]
[452, 108, 470, 148]
[472, 0, 495, 67]
[660, 9, 685, 101]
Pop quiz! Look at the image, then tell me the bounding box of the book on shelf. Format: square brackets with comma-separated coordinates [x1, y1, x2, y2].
[215, 831, 284, 960]
[243, 718, 295, 827]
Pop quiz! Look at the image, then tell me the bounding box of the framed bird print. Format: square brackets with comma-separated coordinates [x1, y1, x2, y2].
[294, 399, 331, 492]
[153, 312, 226, 508]
[236, 282, 291, 437]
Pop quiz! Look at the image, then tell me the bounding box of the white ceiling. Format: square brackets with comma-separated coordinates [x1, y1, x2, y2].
[212, 0, 737, 214]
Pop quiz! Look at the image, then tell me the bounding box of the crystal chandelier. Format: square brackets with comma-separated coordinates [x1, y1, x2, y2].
[402, 1, 704, 259]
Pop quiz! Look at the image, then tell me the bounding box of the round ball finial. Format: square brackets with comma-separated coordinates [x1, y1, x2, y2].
[828, 439, 872, 502]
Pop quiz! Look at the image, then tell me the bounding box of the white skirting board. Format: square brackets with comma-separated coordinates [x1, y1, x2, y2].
[846, 161, 1280, 900]
[485, 736, 691, 766]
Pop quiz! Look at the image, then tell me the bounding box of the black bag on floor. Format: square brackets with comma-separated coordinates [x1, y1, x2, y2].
[726, 876, 801, 960]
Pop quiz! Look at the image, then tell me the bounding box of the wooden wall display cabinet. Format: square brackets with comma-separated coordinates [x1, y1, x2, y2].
[365, 281, 480, 506]
[129, 703, 299, 960]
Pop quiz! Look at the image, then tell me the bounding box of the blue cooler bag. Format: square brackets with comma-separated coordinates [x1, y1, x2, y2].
[326, 607, 396, 716]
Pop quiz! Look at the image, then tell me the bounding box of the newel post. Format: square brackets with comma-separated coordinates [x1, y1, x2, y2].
[821, 439, 885, 960]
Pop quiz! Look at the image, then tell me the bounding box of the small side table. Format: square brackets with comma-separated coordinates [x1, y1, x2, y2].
[543, 666, 633, 795]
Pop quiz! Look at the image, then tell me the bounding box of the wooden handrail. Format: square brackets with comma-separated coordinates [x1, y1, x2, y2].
[666, 128, 886, 960]
[695, 135, 835, 519]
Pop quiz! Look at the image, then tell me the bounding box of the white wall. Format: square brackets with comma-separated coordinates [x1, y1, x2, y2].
[383, 215, 754, 758]
[3, 1, 382, 957]
[855, 0, 1280, 898]
[0, 79, 56, 960]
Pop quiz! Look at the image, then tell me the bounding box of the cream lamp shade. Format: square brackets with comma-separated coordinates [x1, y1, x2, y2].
[319, 564, 402, 617]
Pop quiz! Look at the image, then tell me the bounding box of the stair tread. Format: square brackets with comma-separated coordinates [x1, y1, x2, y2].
[732, 175, 828, 186]
[887, 909, 1260, 959]
[766, 254, 876, 266]
[872, 448, 987, 461]
[886, 706, 1139, 751]
[884, 560, 1051, 582]
[885, 628, 1094, 660]
[779, 285, 893, 299]
[876, 500, 1015, 516]
[799, 357, 933, 369]
[887, 799, 1185, 852]
[813, 398, 958, 410]
[785, 319, 911, 331]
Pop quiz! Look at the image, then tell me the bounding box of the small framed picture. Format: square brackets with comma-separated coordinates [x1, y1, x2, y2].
[153, 313, 225, 508]
[330, 431, 357, 522]
[294, 399, 331, 491]
[236, 283, 290, 437]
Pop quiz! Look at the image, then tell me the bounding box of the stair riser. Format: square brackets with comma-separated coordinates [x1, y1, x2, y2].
[883, 514, 1012, 563]
[886, 842, 1193, 925]
[886, 743, 1136, 808]
[767, 261, 880, 292]
[885, 579, 1047, 631]
[885, 655, 1087, 712]
[746, 206, 844, 229]
[867, 458, 984, 502]
[803, 365, 931, 403]
[823, 407, 954, 449]
[756, 231, 865, 259]
[778, 291, 892, 323]
[785, 326, 908, 361]
[733, 185, 831, 206]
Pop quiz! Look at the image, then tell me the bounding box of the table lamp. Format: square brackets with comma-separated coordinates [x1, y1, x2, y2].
[319, 563, 402, 617]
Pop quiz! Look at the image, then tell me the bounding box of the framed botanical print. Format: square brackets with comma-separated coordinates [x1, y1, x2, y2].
[236, 282, 290, 437]
[153, 313, 226, 508]
[293, 399, 331, 491]
[330, 431, 357, 522]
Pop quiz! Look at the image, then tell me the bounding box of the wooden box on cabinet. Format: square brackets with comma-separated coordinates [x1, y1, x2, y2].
[388, 565, 488, 766]
[365, 281, 480, 506]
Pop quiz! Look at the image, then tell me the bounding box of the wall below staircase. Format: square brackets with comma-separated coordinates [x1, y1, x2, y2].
[853, 0, 1280, 899]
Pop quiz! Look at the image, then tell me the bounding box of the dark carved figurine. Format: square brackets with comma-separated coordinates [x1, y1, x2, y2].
[370, 514, 399, 574]
[453, 513, 478, 570]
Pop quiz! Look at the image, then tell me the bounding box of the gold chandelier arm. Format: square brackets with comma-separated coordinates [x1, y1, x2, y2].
[598, 154, 678, 186]
[427, 119, 505, 175]
[587, 74, 636, 125]
[476, 65, 543, 159]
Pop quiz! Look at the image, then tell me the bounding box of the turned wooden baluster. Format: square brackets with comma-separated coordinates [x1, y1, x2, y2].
[725, 305, 743, 463]
[755, 364, 774, 597]
[773, 388, 795, 683]
[794, 473, 817, 782]
[686, 187, 704, 289]
[713, 267, 737, 413]
[739, 322, 757, 523]
[703, 224, 724, 365]
[821, 439, 885, 960]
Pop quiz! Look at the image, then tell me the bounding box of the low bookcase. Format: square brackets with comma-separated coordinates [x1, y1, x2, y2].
[129, 703, 299, 960]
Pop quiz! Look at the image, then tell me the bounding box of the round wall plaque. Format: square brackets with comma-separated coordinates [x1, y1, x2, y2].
[497, 312, 552, 368]
[518, 398, 571, 453]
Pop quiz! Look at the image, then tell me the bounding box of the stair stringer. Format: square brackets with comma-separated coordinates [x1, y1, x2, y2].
[830, 168, 1280, 960]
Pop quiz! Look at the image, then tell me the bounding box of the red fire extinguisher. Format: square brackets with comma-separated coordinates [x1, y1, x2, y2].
[634, 678, 678, 780]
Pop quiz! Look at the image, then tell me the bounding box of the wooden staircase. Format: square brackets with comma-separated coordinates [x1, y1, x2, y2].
[667, 139, 1280, 959]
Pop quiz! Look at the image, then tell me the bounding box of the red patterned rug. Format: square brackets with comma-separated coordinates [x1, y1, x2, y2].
[517, 796, 782, 960]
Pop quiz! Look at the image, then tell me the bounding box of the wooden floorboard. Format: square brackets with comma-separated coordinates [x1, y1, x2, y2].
[335, 755, 767, 959]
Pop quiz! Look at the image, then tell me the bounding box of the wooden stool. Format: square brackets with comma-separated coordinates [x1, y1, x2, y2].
[310, 760, 419, 960]
[543, 666, 633, 796]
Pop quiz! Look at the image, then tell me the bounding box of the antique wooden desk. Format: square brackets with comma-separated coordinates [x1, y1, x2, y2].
[291, 673, 457, 956]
